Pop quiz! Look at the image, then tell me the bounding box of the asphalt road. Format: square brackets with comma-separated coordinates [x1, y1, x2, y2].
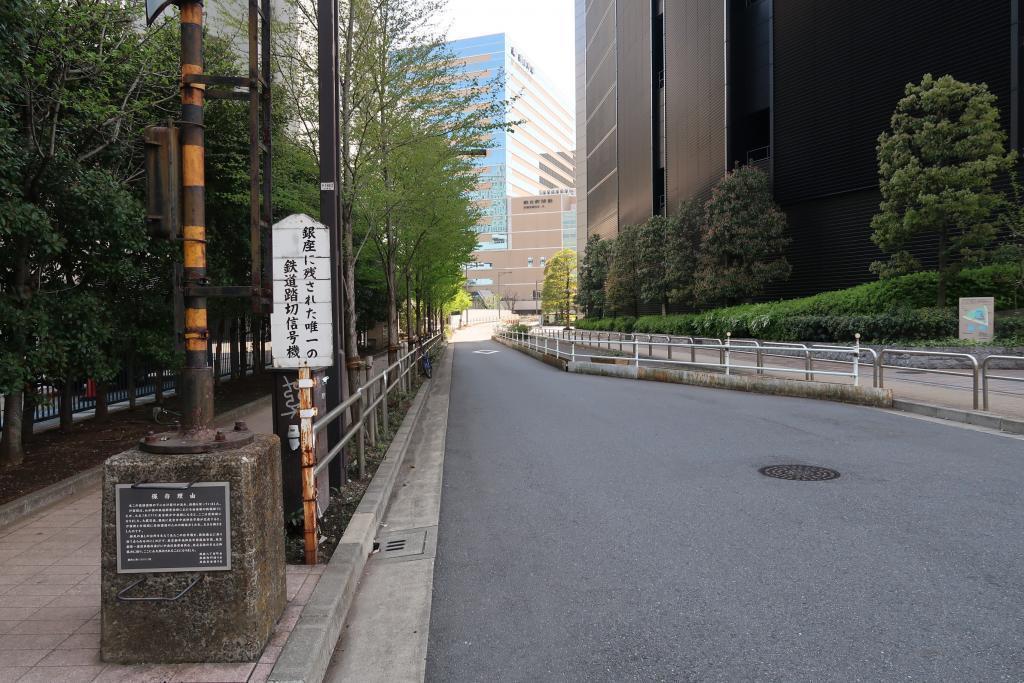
[425, 335, 1024, 682]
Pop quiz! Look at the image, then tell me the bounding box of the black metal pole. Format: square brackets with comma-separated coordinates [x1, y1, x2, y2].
[318, 0, 346, 486]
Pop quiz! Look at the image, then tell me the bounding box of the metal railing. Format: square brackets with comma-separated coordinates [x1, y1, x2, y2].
[500, 329, 866, 385]
[533, 326, 1024, 415]
[876, 349, 980, 410]
[295, 334, 442, 564]
[980, 355, 1024, 411]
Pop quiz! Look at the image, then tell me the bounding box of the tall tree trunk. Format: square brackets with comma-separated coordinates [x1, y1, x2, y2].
[340, 0, 362, 404]
[0, 392, 25, 470]
[21, 386, 34, 441]
[386, 252, 399, 367]
[415, 288, 422, 340]
[59, 381, 74, 433]
[155, 368, 164, 404]
[404, 268, 414, 344]
[95, 382, 109, 421]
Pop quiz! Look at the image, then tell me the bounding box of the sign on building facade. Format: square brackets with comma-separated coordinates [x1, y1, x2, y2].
[959, 297, 995, 341]
[271, 214, 333, 368]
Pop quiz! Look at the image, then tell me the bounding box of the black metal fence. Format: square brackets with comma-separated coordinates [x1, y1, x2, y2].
[2, 345, 272, 428]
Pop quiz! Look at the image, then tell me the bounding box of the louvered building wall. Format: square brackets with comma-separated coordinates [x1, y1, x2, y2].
[577, 0, 1020, 300]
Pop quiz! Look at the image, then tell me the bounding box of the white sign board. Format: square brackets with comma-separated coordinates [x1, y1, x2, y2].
[959, 297, 994, 342]
[271, 214, 334, 368]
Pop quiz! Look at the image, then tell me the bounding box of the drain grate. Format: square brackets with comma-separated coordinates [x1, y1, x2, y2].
[374, 529, 427, 558]
[759, 464, 840, 481]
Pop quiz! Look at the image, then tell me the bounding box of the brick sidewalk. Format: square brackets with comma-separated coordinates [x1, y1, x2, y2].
[0, 483, 321, 683]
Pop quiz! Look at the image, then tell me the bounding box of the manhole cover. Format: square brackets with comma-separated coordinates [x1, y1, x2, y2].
[759, 464, 840, 481]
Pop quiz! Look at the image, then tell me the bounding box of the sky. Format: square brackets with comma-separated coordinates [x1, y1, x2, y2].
[434, 0, 576, 110]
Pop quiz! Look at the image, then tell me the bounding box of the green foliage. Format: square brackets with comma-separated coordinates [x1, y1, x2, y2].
[576, 265, 1020, 343]
[635, 214, 677, 313]
[605, 225, 643, 316]
[870, 73, 1016, 305]
[991, 170, 1024, 309]
[666, 198, 703, 308]
[541, 249, 578, 323]
[577, 234, 612, 318]
[695, 165, 791, 306]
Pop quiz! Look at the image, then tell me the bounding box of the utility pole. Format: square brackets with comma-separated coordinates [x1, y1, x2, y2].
[318, 0, 347, 487]
[178, 0, 212, 432]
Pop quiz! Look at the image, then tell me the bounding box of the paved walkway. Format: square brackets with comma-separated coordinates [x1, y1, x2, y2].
[0, 402, 315, 683]
[427, 332, 1024, 680]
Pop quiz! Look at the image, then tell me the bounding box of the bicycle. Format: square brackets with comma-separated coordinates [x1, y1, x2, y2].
[419, 346, 432, 379]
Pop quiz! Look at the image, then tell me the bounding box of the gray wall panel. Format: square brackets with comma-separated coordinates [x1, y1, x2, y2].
[616, 1, 654, 227]
[664, 0, 726, 207]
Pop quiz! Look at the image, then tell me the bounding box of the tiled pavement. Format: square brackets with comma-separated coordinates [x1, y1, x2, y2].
[0, 486, 324, 683]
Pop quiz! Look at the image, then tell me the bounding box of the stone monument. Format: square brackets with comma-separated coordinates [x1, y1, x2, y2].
[100, 433, 286, 663]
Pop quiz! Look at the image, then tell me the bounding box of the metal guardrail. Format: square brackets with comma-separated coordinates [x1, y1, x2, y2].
[981, 355, 1024, 411]
[295, 334, 442, 564]
[876, 349, 980, 410]
[500, 329, 866, 385]
[523, 327, 1024, 413]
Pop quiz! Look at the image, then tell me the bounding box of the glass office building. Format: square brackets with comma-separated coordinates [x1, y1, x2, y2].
[446, 33, 576, 264]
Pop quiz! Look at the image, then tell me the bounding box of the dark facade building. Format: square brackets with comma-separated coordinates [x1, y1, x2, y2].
[576, 0, 1021, 298]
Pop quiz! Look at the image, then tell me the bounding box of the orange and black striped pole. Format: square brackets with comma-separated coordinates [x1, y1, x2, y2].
[179, 0, 213, 430]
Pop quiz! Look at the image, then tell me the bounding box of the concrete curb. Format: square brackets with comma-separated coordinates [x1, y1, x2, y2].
[268, 356, 440, 683]
[493, 335, 568, 370]
[0, 465, 104, 530]
[0, 393, 274, 531]
[571, 360, 892, 408]
[495, 335, 892, 409]
[893, 399, 1024, 435]
[214, 393, 272, 427]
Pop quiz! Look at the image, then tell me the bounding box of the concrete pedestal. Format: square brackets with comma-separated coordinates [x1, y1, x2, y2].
[100, 434, 286, 663]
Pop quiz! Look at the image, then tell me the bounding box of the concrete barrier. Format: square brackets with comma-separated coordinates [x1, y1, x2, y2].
[495, 335, 891, 408]
[493, 335, 568, 371]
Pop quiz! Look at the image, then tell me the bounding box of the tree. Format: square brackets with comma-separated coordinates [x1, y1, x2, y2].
[577, 234, 612, 318]
[695, 165, 791, 306]
[605, 225, 644, 316]
[993, 171, 1024, 309]
[636, 214, 680, 316]
[541, 249, 578, 324]
[870, 73, 1016, 306]
[500, 290, 520, 315]
[1, 0, 182, 465]
[665, 198, 704, 309]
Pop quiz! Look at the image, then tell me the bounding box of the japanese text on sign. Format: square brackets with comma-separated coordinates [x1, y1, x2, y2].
[115, 482, 231, 573]
[271, 214, 334, 368]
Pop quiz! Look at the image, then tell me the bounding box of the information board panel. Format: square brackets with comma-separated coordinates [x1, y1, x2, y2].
[959, 297, 995, 342]
[115, 482, 231, 573]
[270, 213, 333, 368]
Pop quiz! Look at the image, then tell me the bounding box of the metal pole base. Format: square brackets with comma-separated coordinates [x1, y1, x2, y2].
[139, 422, 255, 454]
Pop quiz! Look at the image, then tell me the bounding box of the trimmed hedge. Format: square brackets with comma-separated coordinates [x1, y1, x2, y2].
[575, 265, 1023, 343]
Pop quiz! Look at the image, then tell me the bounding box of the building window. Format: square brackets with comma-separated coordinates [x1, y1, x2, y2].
[527, 257, 533, 267]
[540, 257, 547, 267]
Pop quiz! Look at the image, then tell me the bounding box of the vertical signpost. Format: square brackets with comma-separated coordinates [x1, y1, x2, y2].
[271, 215, 334, 565]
